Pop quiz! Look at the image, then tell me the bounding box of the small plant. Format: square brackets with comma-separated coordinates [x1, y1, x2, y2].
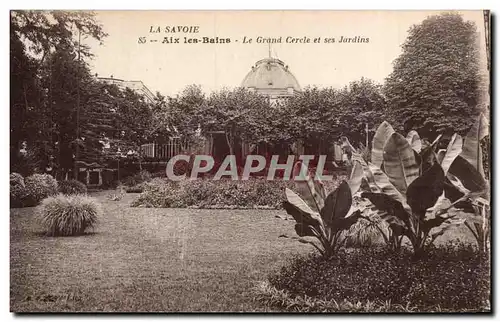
[38, 194, 100, 236]
[58, 179, 87, 195]
[125, 185, 145, 193]
[23, 173, 58, 206]
[106, 192, 123, 201]
[280, 161, 363, 257]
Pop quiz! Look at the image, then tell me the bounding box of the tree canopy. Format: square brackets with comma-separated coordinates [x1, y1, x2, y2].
[384, 13, 482, 139]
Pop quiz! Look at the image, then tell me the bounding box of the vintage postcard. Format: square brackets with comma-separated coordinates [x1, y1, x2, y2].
[10, 10, 491, 313]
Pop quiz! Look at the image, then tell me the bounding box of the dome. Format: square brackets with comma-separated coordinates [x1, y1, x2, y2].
[241, 58, 301, 92]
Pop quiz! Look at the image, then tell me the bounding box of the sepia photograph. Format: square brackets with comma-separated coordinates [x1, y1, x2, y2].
[9, 9, 491, 313]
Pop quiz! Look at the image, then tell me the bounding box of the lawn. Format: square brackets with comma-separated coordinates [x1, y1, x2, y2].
[10, 191, 476, 312]
[10, 191, 309, 312]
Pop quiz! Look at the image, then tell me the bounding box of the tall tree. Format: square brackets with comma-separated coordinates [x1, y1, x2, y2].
[10, 10, 107, 170]
[384, 13, 481, 139]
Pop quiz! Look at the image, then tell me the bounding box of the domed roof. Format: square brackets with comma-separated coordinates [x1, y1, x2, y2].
[241, 58, 301, 92]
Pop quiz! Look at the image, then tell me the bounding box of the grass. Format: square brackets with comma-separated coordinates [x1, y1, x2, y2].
[10, 191, 478, 312]
[10, 191, 309, 312]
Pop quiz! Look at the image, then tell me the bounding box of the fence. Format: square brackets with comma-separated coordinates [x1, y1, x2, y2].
[140, 138, 190, 161]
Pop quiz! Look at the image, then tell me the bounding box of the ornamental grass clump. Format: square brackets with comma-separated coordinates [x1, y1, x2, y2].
[38, 194, 100, 236]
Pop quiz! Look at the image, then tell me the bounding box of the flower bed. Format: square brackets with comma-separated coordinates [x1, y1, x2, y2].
[260, 242, 490, 312]
[131, 175, 347, 209]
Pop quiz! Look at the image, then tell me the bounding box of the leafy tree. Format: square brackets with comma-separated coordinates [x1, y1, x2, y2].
[202, 87, 272, 158]
[10, 10, 107, 172]
[384, 13, 481, 139]
[336, 78, 385, 147]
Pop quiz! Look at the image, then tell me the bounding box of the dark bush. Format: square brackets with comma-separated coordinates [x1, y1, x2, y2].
[58, 179, 87, 195]
[38, 194, 100, 236]
[268, 242, 490, 312]
[10, 173, 28, 208]
[23, 173, 59, 207]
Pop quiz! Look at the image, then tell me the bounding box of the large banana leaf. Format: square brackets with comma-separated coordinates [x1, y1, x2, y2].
[348, 161, 364, 195]
[284, 188, 322, 223]
[406, 163, 445, 218]
[440, 134, 463, 175]
[285, 188, 318, 216]
[443, 175, 475, 213]
[320, 181, 352, 226]
[406, 130, 422, 153]
[448, 155, 487, 193]
[368, 163, 411, 212]
[292, 161, 326, 212]
[360, 192, 411, 229]
[294, 223, 316, 237]
[333, 210, 362, 232]
[383, 132, 420, 195]
[371, 121, 395, 167]
[461, 113, 488, 178]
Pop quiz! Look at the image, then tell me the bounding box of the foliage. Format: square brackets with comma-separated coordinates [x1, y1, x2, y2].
[384, 13, 482, 138]
[358, 121, 469, 255]
[10, 11, 108, 175]
[38, 194, 99, 236]
[267, 243, 490, 312]
[10, 173, 28, 208]
[255, 281, 420, 313]
[280, 161, 363, 257]
[130, 175, 347, 209]
[23, 173, 59, 206]
[58, 179, 87, 195]
[201, 87, 274, 159]
[343, 213, 387, 248]
[443, 113, 490, 253]
[125, 185, 145, 193]
[123, 170, 152, 187]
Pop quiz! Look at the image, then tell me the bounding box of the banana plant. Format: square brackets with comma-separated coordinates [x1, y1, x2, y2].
[444, 113, 490, 253]
[281, 160, 364, 257]
[359, 121, 467, 256]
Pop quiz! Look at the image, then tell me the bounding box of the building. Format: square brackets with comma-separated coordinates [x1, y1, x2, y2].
[241, 57, 301, 103]
[97, 76, 156, 103]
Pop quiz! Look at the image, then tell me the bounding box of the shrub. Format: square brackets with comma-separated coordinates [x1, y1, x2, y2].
[38, 194, 100, 236]
[10, 173, 28, 208]
[268, 242, 490, 312]
[131, 174, 348, 209]
[23, 173, 58, 206]
[123, 170, 152, 187]
[58, 179, 87, 195]
[125, 185, 144, 193]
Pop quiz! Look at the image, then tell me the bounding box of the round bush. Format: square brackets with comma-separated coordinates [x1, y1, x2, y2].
[10, 172, 28, 207]
[58, 179, 87, 195]
[24, 173, 58, 206]
[38, 194, 100, 236]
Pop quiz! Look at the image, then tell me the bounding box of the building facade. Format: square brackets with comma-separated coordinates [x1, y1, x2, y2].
[97, 76, 156, 103]
[241, 57, 301, 103]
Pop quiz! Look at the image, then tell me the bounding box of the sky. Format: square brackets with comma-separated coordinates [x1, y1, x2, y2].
[84, 10, 488, 97]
